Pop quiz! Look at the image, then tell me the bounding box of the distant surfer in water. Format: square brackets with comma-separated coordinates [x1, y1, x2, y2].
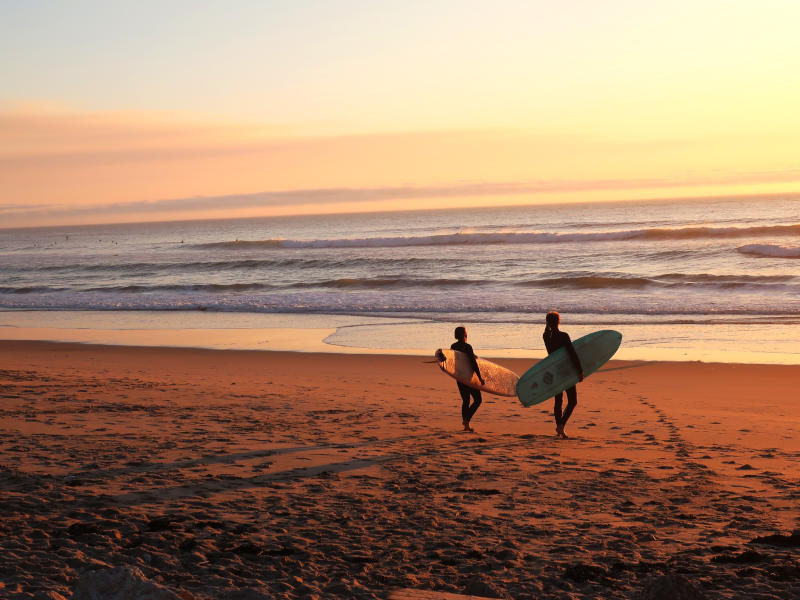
[543, 311, 584, 439]
[451, 326, 484, 432]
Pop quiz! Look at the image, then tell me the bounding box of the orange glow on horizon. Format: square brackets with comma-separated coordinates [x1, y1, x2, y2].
[2, 107, 800, 227]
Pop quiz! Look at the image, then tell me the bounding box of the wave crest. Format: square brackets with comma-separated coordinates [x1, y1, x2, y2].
[191, 224, 800, 250]
[518, 272, 795, 290]
[737, 244, 800, 258]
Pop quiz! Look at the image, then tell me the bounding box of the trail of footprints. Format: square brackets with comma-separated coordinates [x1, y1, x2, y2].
[630, 394, 792, 548]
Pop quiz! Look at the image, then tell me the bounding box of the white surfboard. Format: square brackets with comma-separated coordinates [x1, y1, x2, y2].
[435, 349, 519, 397]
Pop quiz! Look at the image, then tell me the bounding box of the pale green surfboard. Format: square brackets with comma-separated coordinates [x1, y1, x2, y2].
[516, 330, 622, 407]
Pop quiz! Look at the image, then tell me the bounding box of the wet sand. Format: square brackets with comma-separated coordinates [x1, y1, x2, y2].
[0, 341, 798, 599]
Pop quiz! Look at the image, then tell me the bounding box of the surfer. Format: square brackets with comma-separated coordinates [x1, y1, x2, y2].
[451, 326, 485, 432]
[543, 311, 584, 439]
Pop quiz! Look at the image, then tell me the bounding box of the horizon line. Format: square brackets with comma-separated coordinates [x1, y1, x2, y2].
[1, 189, 797, 232]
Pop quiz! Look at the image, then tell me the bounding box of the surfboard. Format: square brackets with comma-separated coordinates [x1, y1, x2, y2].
[435, 349, 519, 397]
[516, 329, 622, 407]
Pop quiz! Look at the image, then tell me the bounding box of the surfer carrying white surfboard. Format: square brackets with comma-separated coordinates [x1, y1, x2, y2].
[543, 311, 584, 439]
[450, 326, 485, 432]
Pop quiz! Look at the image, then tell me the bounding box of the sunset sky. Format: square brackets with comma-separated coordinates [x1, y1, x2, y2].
[2, 0, 800, 227]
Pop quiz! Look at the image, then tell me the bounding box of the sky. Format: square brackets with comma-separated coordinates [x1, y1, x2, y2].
[2, 0, 800, 227]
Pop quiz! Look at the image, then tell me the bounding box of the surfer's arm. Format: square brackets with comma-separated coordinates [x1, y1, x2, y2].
[565, 337, 584, 381]
[472, 358, 485, 385]
[466, 344, 485, 384]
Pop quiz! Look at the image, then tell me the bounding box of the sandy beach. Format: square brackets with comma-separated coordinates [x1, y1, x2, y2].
[1, 340, 798, 599]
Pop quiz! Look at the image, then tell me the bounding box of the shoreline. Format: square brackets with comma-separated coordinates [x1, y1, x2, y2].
[3, 307, 800, 365]
[2, 335, 800, 369]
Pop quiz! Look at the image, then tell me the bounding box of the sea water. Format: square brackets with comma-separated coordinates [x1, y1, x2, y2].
[1, 195, 799, 363]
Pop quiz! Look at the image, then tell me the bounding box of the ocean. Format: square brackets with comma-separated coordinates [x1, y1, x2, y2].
[2, 195, 800, 363]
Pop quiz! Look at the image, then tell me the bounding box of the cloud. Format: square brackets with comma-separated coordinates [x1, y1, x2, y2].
[0, 107, 288, 162]
[6, 170, 800, 223]
[0, 203, 58, 213]
[2, 107, 800, 227]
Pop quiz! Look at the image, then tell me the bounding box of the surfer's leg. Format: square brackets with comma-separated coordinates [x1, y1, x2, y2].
[457, 383, 473, 429]
[560, 386, 578, 430]
[465, 389, 482, 424]
[553, 392, 564, 434]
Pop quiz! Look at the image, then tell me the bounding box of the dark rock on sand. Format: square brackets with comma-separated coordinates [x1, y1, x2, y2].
[637, 573, 708, 600]
[66, 522, 105, 537]
[765, 564, 800, 581]
[72, 566, 183, 600]
[232, 541, 264, 556]
[563, 562, 607, 582]
[464, 578, 502, 597]
[148, 515, 181, 532]
[711, 549, 768, 564]
[749, 531, 800, 548]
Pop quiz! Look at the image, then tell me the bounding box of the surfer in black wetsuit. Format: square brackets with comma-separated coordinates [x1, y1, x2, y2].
[543, 311, 584, 439]
[451, 326, 485, 432]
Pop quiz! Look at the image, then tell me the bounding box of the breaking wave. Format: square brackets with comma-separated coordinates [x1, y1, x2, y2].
[518, 273, 795, 290]
[737, 244, 800, 258]
[192, 224, 800, 250]
[2, 272, 794, 296]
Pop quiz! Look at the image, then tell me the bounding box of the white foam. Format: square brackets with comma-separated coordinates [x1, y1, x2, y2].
[195, 223, 800, 250]
[737, 244, 800, 258]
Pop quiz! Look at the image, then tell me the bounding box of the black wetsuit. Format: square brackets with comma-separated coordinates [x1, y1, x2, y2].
[543, 329, 583, 428]
[450, 340, 483, 424]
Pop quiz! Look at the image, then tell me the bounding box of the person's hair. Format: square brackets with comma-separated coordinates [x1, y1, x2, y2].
[454, 326, 467, 340]
[544, 311, 560, 337]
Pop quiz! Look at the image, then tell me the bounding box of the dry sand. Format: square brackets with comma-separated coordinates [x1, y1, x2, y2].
[0, 341, 798, 599]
